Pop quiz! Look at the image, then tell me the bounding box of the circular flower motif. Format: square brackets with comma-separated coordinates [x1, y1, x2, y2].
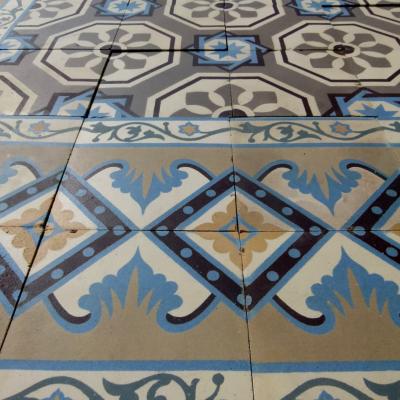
[330, 121, 352, 136]
[283, 23, 400, 81]
[179, 122, 200, 136]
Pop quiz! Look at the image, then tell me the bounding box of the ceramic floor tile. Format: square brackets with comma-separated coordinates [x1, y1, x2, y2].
[231, 118, 400, 231]
[0, 229, 253, 399]
[353, 48, 400, 119]
[0, 49, 109, 116]
[44, 118, 238, 230]
[223, 0, 332, 51]
[90, 51, 231, 118]
[331, 2, 400, 27]
[0, 226, 42, 343]
[276, 20, 400, 51]
[224, 1, 400, 50]
[228, 49, 363, 117]
[252, 369, 400, 399]
[0, 0, 131, 50]
[245, 230, 400, 398]
[0, 117, 82, 228]
[326, 86, 400, 117]
[113, 0, 227, 50]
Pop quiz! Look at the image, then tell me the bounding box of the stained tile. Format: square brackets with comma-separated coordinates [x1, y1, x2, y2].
[113, 0, 227, 50]
[0, 226, 42, 342]
[90, 51, 231, 118]
[0, 0, 131, 50]
[0, 229, 253, 398]
[45, 119, 236, 230]
[0, 50, 108, 116]
[231, 118, 400, 231]
[245, 231, 400, 363]
[0, 117, 82, 228]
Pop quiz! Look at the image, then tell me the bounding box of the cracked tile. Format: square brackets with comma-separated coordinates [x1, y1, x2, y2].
[0, 117, 81, 227]
[90, 51, 231, 118]
[231, 118, 400, 231]
[45, 119, 236, 230]
[0, 50, 108, 116]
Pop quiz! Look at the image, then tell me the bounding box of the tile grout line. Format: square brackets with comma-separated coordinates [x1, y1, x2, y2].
[228, 117, 256, 400]
[83, 50, 112, 119]
[237, 229, 256, 400]
[0, 116, 87, 353]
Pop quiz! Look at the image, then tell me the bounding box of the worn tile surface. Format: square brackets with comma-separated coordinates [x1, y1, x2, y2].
[0, 117, 82, 227]
[113, 0, 227, 50]
[0, 0, 399, 398]
[91, 51, 231, 118]
[0, 0, 132, 50]
[0, 49, 108, 116]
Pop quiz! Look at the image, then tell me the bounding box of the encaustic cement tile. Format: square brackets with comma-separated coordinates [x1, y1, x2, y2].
[89, 51, 231, 118]
[0, 117, 82, 228]
[113, 0, 227, 51]
[0, 0, 132, 50]
[252, 368, 400, 399]
[238, 19, 400, 117]
[230, 118, 400, 231]
[227, 48, 364, 117]
[244, 230, 400, 398]
[274, 20, 400, 51]
[0, 49, 108, 116]
[0, 226, 42, 342]
[223, 0, 400, 50]
[45, 119, 237, 231]
[0, 230, 253, 398]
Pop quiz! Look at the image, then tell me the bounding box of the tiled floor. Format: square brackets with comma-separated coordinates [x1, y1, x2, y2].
[0, 0, 399, 399]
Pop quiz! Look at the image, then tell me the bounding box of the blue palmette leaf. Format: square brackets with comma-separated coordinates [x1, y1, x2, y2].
[110, 160, 188, 211]
[73, 251, 183, 333]
[281, 160, 362, 212]
[306, 250, 400, 333]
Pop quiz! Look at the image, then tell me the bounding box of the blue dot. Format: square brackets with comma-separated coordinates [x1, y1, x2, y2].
[94, 206, 105, 214]
[156, 226, 169, 236]
[237, 294, 252, 306]
[229, 174, 240, 183]
[0, 264, 5, 275]
[76, 189, 87, 197]
[309, 226, 322, 236]
[27, 187, 37, 195]
[386, 247, 398, 257]
[207, 270, 220, 281]
[386, 189, 397, 198]
[0, 203, 8, 211]
[180, 248, 192, 258]
[289, 248, 301, 259]
[353, 226, 366, 236]
[255, 190, 266, 198]
[183, 206, 194, 215]
[282, 207, 293, 216]
[206, 189, 216, 197]
[371, 206, 383, 215]
[266, 271, 279, 282]
[51, 269, 64, 280]
[113, 225, 125, 236]
[83, 247, 95, 257]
